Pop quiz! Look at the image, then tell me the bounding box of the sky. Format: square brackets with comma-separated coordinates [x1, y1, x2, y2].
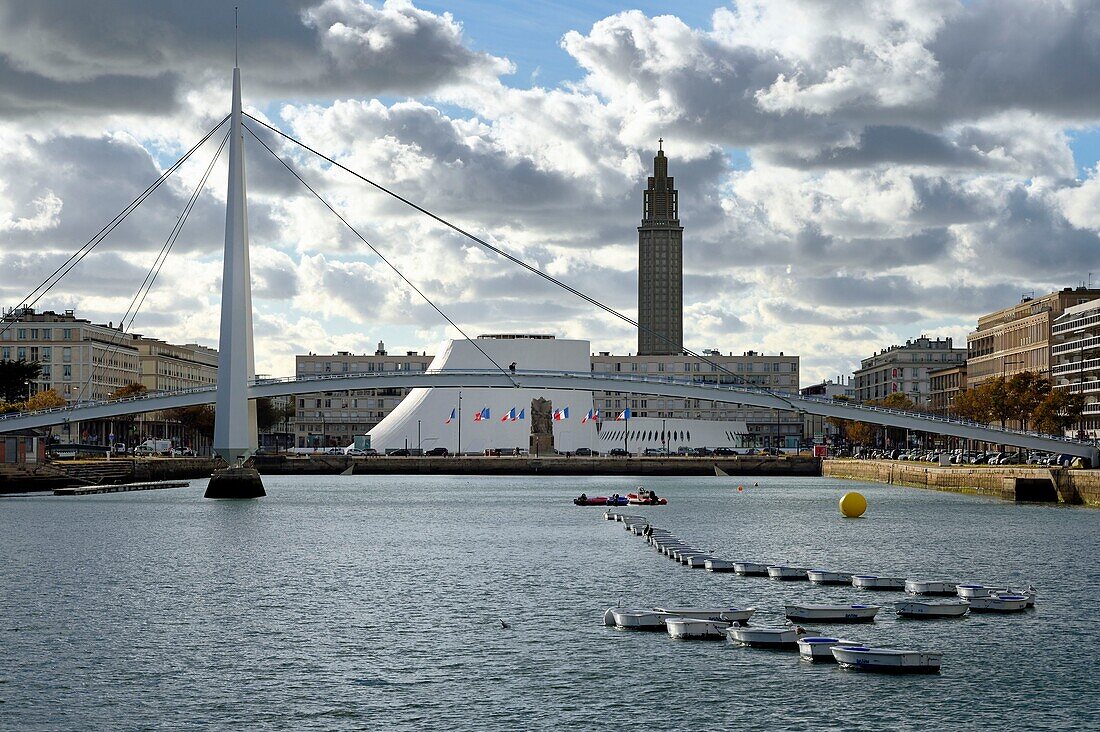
[2, 0, 1100, 387]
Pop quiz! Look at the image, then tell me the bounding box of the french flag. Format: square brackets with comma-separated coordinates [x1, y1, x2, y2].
[501, 407, 517, 422]
[582, 408, 599, 424]
[616, 407, 631, 421]
[553, 407, 570, 421]
[473, 407, 489, 421]
[445, 408, 456, 424]
[517, 408, 525, 420]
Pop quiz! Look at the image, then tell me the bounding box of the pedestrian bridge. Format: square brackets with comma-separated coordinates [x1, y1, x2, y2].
[0, 370, 1094, 462]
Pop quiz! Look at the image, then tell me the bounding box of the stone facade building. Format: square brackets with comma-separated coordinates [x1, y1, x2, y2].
[637, 141, 683, 356]
[853, 336, 966, 406]
[967, 287, 1100, 388]
[929, 364, 967, 415]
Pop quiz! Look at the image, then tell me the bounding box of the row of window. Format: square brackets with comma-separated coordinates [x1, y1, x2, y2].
[2, 327, 75, 341]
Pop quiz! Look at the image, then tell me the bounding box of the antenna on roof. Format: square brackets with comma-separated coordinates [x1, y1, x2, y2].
[234, 6, 239, 67]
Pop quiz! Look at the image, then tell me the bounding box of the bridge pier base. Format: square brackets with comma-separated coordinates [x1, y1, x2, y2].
[205, 466, 265, 499]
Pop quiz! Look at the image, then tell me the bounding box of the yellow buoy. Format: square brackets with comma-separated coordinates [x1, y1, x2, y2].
[839, 491, 867, 518]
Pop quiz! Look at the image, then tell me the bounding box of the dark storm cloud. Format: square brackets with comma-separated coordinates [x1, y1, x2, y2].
[797, 275, 1022, 315]
[768, 126, 990, 170]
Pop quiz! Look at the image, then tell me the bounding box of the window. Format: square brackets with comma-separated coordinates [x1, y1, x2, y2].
[17, 329, 26, 340]
[17, 347, 26, 360]
[63, 365, 72, 379]
[62, 347, 71, 362]
[1, 347, 7, 360]
[42, 329, 51, 339]
[62, 329, 72, 340]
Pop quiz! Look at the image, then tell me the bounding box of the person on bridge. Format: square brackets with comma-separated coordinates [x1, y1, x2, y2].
[509, 361, 517, 374]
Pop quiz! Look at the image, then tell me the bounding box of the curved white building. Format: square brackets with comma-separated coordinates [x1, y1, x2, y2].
[368, 334, 750, 455]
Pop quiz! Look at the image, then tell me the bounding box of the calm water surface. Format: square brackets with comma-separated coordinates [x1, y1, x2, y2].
[1, 475, 1097, 730]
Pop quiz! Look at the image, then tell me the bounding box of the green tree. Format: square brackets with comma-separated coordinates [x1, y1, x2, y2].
[1033, 390, 1085, 435]
[256, 397, 279, 432]
[164, 405, 216, 440]
[0, 359, 42, 403]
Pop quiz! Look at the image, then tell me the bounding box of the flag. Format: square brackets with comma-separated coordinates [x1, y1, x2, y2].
[616, 408, 631, 421]
[553, 407, 570, 421]
[445, 408, 456, 424]
[517, 408, 525, 420]
[474, 407, 489, 421]
[582, 408, 600, 424]
[501, 407, 517, 422]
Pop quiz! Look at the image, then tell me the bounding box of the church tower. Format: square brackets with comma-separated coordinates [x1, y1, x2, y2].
[637, 140, 683, 355]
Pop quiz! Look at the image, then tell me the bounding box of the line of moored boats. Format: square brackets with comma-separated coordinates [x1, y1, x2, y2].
[603, 511, 1039, 674]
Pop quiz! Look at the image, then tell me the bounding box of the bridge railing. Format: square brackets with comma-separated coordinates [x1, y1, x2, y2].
[0, 368, 1091, 447]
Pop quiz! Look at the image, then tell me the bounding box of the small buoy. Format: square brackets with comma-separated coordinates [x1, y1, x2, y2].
[839, 491, 867, 518]
[737, 485, 744, 492]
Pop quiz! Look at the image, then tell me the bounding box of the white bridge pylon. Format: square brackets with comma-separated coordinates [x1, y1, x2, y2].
[1, 371, 1095, 462]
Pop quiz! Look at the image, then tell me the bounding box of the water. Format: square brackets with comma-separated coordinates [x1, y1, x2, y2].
[1, 475, 1096, 731]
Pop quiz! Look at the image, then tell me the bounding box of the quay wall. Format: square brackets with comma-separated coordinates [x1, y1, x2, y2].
[252, 454, 821, 477]
[1, 457, 216, 494]
[822, 459, 1100, 507]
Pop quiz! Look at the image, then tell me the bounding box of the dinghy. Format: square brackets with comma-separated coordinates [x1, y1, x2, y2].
[895, 599, 969, 618]
[797, 637, 860, 662]
[807, 569, 853, 585]
[966, 595, 1029, 613]
[767, 565, 808, 581]
[851, 575, 906, 590]
[684, 555, 714, 568]
[653, 607, 757, 623]
[705, 559, 737, 572]
[727, 625, 807, 649]
[610, 608, 670, 630]
[996, 587, 1037, 607]
[784, 604, 880, 623]
[627, 488, 667, 505]
[831, 646, 942, 674]
[733, 562, 769, 576]
[665, 617, 730, 640]
[904, 580, 958, 596]
[955, 584, 1006, 599]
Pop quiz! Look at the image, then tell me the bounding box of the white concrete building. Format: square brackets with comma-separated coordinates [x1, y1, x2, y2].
[1052, 298, 1100, 438]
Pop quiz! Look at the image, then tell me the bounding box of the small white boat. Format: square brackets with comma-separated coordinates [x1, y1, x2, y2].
[966, 595, 1029, 613]
[807, 569, 853, 585]
[664, 617, 729, 640]
[684, 555, 714, 568]
[653, 607, 756, 623]
[797, 637, 860, 662]
[784, 604, 880, 623]
[956, 584, 1006, 599]
[895, 600, 969, 618]
[705, 559, 737, 572]
[610, 608, 670, 630]
[767, 565, 808, 581]
[831, 646, 942, 674]
[733, 562, 769, 576]
[727, 625, 805, 649]
[852, 575, 906, 590]
[996, 587, 1037, 607]
[905, 580, 958, 596]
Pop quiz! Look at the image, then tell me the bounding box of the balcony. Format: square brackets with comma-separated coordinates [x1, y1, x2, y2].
[1053, 357, 1100, 377]
[1057, 379, 1100, 395]
[1052, 334, 1100, 356]
[1053, 310, 1100, 336]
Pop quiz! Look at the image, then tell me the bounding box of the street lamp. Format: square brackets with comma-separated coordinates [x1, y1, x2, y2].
[662, 417, 667, 455]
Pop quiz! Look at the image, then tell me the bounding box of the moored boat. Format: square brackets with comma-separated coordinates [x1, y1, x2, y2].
[784, 604, 880, 623]
[664, 617, 730, 640]
[684, 555, 714, 568]
[610, 608, 670, 630]
[705, 559, 737, 572]
[807, 569, 853, 585]
[767, 565, 808, 581]
[996, 587, 1037, 607]
[733, 561, 769, 576]
[627, 488, 668, 505]
[956, 584, 1006, 599]
[653, 607, 757, 623]
[905, 579, 958, 596]
[831, 646, 942, 674]
[966, 595, 1029, 613]
[575, 495, 626, 506]
[852, 575, 906, 590]
[727, 625, 806, 649]
[797, 637, 860, 662]
[895, 599, 969, 618]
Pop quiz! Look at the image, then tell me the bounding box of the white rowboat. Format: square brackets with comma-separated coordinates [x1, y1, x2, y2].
[807, 570, 853, 585]
[610, 608, 670, 630]
[664, 617, 730, 640]
[905, 580, 958, 596]
[767, 565, 808, 580]
[895, 600, 969, 618]
[784, 604, 880, 623]
[797, 637, 860, 662]
[831, 646, 942, 674]
[852, 575, 906, 590]
[966, 595, 1029, 613]
[704, 559, 737, 572]
[956, 584, 1006, 599]
[653, 607, 757, 623]
[733, 562, 769, 576]
[727, 625, 804, 648]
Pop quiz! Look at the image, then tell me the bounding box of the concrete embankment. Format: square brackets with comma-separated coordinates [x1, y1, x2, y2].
[252, 454, 821, 477]
[1, 457, 216, 494]
[822, 459, 1100, 507]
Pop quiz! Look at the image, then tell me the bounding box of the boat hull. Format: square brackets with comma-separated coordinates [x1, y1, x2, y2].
[767, 566, 808, 581]
[966, 595, 1029, 613]
[705, 559, 737, 572]
[807, 570, 853, 585]
[852, 575, 906, 590]
[784, 604, 880, 623]
[905, 580, 958, 596]
[831, 647, 942, 674]
[664, 618, 729, 640]
[610, 609, 669, 630]
[797, 637, 859, 662]
[727, 627, 800, 649]
[955, 584, 1006, 599]
[733, 562, 768, 576]
[654, 607, 756, 623]
[895, 600, 969, 618]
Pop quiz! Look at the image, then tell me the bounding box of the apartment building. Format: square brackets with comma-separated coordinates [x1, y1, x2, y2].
[967, 287, 1100, 388]
[1052, 298, 1100, 438]
[134, 337, 218, 392]
[589, 350, 803, 447]
[929, 364, 967, 414]
[853, 336, 966, 406]
[292, 342, 433, 447]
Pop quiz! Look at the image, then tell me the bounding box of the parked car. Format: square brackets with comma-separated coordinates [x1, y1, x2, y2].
[691, 447, 713, 457]
[609, 448, 630, 457]
[573, 447, 596, 457]
[171, 447, 196, 457]
[389, 448, 411, 456]
[425, 447, 450, 457]
[714, 447, 738, 456]
[643, 447, 664, 456]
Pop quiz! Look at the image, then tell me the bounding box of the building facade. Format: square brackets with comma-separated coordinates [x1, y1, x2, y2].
[590, 350, 802, 447]
[292, 342, 433, 448]
[1052, 298, 1100, 438]
[800, 377, 855, 442]
[967, 287, 1100, 388]
[0, 308, 139, 402]
[928, 364, 967, 415]
[853, 336, 966, 406]
[637, 141, 683, 356]
[134, 338, 218, 393]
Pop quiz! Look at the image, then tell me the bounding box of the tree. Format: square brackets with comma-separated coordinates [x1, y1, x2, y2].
[25, 389, 66, 411]
[877, 393, 917, 411]
[1033, 390, 1085, 435]
[164, 405, 216, 439]
[951, 387, 990, 423]
[1006, 372, 1051, 430]
[847, 422, 877, 445]
[0, 359, 42, 403]
[256, 397, 279, 432]
[110, 383, 148, 400]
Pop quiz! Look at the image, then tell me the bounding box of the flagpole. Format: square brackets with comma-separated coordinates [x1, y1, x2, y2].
[624, 409, 629, 455]
[458, 391, 462, 455]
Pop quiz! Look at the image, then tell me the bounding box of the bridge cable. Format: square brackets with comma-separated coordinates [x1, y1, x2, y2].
[68, 127, 232, 420]
[241, 122, 519, 388]
[1, 115, 231, 339]
[242, 114, 798, 410]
